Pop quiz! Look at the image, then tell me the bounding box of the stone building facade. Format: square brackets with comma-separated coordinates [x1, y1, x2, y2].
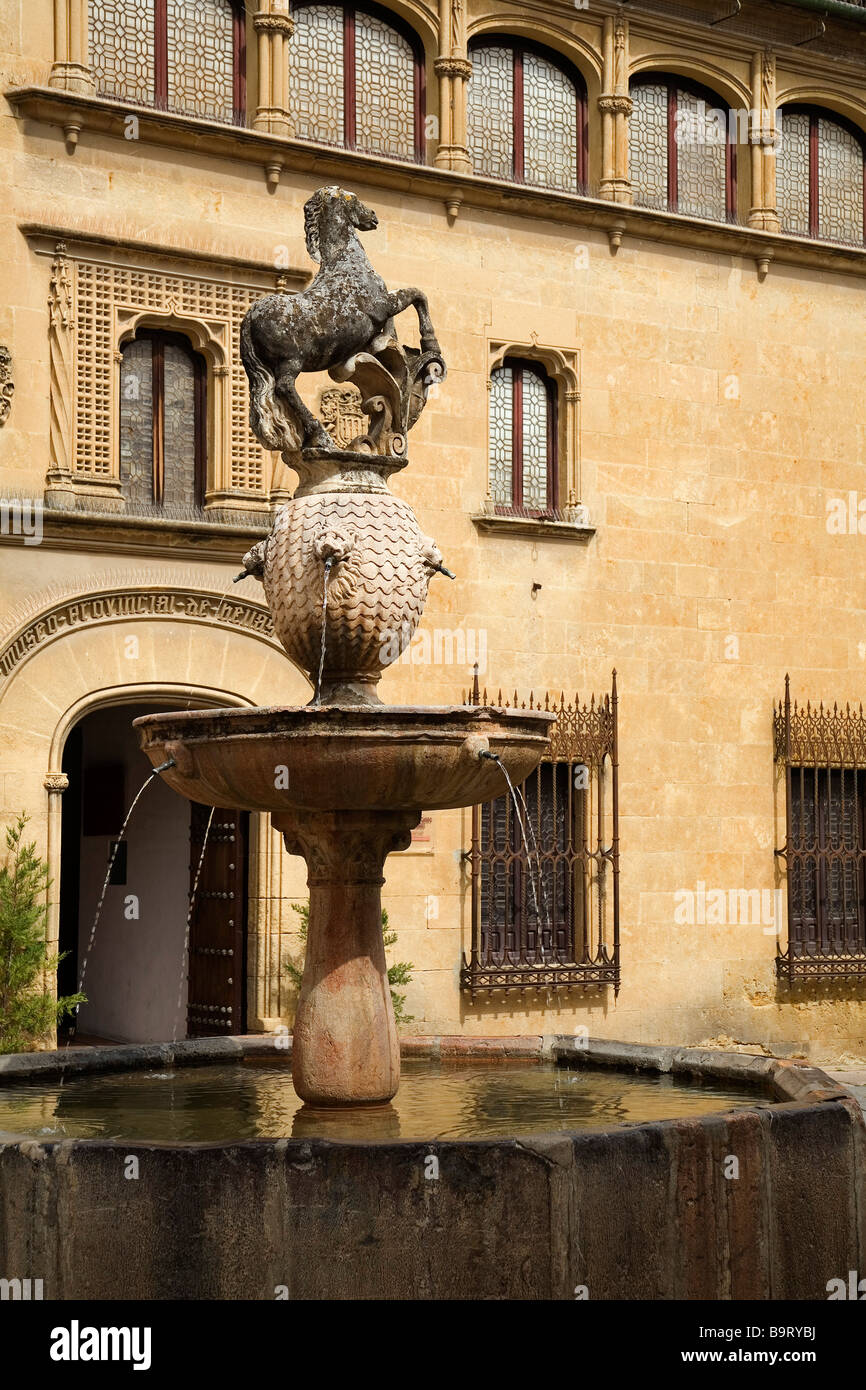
[3, 0, 866, 1062]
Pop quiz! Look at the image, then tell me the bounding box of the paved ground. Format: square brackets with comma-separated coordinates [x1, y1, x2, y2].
[827, 1070, 866, 1113]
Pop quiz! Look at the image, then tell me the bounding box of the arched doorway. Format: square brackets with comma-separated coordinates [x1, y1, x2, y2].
[57, 699, 248, 1044]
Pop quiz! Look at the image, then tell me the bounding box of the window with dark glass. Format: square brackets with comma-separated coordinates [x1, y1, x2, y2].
[787, 768, 866, 959]
[488, 359, 557, 516]
[290, 3, 424, 160]
[777, 107, 866, 245]
[462, 681, 620, 998]
[89, 0, 246, 123]
[119, 331, 206, 509]
[629, 75, 737, 222]
[468, 39, 587, 193]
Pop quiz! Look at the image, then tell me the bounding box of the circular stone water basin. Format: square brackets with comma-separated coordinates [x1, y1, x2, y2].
[0, 1057, 770, 1143]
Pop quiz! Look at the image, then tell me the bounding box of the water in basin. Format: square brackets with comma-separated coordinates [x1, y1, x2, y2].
[0, 1058, 770, 1143]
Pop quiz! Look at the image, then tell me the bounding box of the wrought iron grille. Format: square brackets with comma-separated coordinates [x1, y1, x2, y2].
[461, 673, 619, 998]
[774, 675, 866, 981]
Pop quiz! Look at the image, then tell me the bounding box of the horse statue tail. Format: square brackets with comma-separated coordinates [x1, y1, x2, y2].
[240, 310, 300, 452]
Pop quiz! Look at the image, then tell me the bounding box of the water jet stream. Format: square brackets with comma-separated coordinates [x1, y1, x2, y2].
[314, 557, 333, 705]
[174, 806, 215, 1043]
[481, 751, 549, 965]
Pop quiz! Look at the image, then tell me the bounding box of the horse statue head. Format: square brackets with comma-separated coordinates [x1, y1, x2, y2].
[303, 186, 379, 264]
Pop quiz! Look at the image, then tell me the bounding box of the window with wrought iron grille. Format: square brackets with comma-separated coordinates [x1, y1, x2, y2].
[777, 106, 866, 246]
[120, 330, 207, 510]
[775, 679, 866, 981]
[462, 681, 619, 997]
[467, 38, 587, 194]
[488, 358, 558, 518]
[89, 0, 246, 123]
[289, 3, 425, 160]
[629, 75, 737, 223]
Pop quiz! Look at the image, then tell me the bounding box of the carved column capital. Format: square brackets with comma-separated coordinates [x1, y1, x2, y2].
[434, 56, 472, 81]
[44, 773, 69, 793]
[254, 12, 295, 37]
[598, 94, 633, 117]
[274, 808, 421, 885]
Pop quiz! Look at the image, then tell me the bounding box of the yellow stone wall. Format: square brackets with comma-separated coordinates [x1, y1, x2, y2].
[3, 1, 866, 1062]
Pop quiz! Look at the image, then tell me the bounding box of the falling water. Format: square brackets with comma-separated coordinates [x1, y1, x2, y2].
[481, 752, 548, 964]
[48, 762, 173, 1131]
[314, 557, 334, 705]
[511, 781, 552, 959]
[76, 765, 174, 1020]
[173, 806, 215, 1044]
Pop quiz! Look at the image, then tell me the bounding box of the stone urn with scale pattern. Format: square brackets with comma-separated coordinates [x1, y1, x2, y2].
[135, 187, 552, 1107]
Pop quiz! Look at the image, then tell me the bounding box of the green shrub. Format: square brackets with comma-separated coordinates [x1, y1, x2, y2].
[285, 901, 414, 1023]
[0, 814, 85, 1054]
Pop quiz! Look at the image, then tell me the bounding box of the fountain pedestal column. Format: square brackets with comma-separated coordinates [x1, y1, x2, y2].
[274, 808, 421, 1106]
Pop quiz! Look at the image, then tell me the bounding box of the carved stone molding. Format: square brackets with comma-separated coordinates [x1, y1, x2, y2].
[0, 576, 280, 690]
[434, 57, 472, 80]
[43, 773, 69, 793]
[598, 95, 633, 117]
[0, 346, 13, 427]
[274, 809, 421, 885]
[253, 12, 295, 36]
[26, 234, 281, 509]
[320, 385, 367, 450]
[46, 243, 74, 500]
[488, 338, 582, 508]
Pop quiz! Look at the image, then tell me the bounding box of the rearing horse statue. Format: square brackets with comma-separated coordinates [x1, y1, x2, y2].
[241, 186, 442, 454]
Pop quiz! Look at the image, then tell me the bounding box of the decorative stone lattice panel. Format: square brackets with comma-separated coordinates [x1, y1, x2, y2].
[73, 258, 271, 492]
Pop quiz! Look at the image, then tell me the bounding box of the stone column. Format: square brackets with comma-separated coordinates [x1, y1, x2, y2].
[44, 772, 69, 984]
[749, 51, 780, 232]
[274, 807, 420, 1106]
[45, 243, 77, 509]
[49, 0, 95, 94]
[599, 15, 632, 203]
[253, 3, 294, 137]
[434, 0, 471, 174]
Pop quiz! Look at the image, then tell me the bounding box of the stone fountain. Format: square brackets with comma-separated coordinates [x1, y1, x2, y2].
[135, 187, 553, 1107]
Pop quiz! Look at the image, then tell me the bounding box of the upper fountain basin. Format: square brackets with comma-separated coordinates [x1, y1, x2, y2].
[133, 705, 553, 813]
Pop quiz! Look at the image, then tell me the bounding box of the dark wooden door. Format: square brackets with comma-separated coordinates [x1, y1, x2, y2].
[187, 804, 247, 1037]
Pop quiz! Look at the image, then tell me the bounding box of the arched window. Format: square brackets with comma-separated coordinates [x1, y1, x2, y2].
[777, 106, 866, 245]
[488, 359, 557, 516]
[89, 0, 246, 124]
[290, 4, 424, 161]
[119, 331, 207, 509]
[468, 39, 587, 193]
[629, 75, 737, 222]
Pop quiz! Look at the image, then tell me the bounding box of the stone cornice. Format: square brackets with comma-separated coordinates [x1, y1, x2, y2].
[9, 87, 866, 283]
[1, 506, 272, 563]
[19, 219, 308, 286]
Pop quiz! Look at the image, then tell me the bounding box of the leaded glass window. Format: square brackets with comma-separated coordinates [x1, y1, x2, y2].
[290, 4, 423, 160]
[120, 332, 206, 510]
[629, 76, 736, 222]
[488, 359, 556, 515]
[778, 107, 866, 246]
[91, 0, 157, 106]
[167, 0, 235, 122]
[468, 40, 586, 193]
[89, 0, 245, 122]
